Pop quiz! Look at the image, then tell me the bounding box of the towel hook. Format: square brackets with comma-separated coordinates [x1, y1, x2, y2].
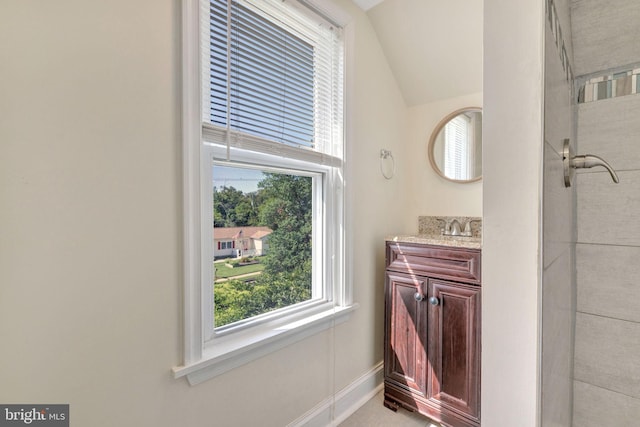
[380, 149, 395, 179]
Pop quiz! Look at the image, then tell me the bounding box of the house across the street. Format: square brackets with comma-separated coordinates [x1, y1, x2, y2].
[213, 226, 272, 259]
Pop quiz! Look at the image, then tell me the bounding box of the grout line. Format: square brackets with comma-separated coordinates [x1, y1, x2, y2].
[575, 168, 640, 175]
[573, 379, 640, 402]
[576, 310, 640, 326]
[543, 245, 572, 272]
[576, 241, 640, 249]
[543, 139, 565, 160]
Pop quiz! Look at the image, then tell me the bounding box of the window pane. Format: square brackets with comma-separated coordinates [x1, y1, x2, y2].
[212, 165, 314, 328]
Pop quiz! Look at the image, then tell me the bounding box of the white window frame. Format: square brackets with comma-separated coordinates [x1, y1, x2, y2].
[173, 0, 356, 386]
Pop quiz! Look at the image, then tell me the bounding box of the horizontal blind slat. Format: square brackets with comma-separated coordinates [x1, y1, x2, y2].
[230, 100, 313, 130]
[229, 62, 314, 101]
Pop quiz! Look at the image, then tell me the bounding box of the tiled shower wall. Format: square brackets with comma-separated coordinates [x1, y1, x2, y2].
[571, 0, 640, 425]
[573, 95, 640, 426]
[542, 0, 576, 425]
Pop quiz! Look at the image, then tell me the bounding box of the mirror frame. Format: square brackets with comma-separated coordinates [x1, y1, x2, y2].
[428, 107, 483, 183]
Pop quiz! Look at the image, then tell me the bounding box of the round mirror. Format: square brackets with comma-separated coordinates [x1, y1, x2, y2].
[428, 107, 482, 183]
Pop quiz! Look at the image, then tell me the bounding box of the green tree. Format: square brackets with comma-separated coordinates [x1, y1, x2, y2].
[233, 192, 260, 226]
[213, 186, 246, 227]
[214, 280, 253, 326]
[214, 273, 312, 327]
[258, 173, 312, 278]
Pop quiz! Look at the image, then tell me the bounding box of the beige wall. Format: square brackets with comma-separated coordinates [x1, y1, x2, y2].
[401, 92, 484, 230]
[483, 0, 545, 425]
[0, 0, 410, 426]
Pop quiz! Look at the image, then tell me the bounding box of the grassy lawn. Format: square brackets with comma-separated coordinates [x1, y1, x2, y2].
[214, 259, 265, 279]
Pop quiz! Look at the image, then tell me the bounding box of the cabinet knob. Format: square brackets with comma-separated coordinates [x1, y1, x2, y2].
[429, 297, 440, 306]
[414, 292, 425, 302]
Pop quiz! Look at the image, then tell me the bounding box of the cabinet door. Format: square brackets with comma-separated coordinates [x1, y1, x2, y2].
[384, 272, 428, 398]
[428, 279, 481, 422]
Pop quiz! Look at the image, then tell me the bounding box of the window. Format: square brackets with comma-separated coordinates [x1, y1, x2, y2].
[440, 110, 482, 181]
[213, 165, 317, 329]
[175, 0, 353, 385]
[444, 114, 472, 180]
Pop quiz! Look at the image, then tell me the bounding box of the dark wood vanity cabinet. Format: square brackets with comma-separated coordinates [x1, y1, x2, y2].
[384, 241, 481, 427]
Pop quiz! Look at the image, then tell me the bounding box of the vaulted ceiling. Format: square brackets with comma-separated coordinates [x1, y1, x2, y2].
[354, 0, 483, 106]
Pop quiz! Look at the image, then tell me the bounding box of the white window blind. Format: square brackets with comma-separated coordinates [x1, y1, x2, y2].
[204, 0, 344, 166]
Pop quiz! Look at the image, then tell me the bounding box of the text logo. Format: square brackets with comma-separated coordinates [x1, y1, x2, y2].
[0, 405, 68, 426]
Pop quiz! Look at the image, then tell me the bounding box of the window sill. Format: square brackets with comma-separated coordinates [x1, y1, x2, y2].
[172, 303, 358, 385]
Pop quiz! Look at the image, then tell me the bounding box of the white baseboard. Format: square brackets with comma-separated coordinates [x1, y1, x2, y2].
[287, 361, 384, 427]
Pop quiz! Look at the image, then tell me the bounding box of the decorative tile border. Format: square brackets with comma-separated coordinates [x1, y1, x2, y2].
[546, 0, 575, 88]
[578, 68, 640, 103]
[544, 0, 640, 104]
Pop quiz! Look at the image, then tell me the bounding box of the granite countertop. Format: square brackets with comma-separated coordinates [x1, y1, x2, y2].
[386, 234, 482, 250]
[387, 216, 483, 249]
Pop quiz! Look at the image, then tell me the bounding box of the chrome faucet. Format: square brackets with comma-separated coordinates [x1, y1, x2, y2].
[439, 218, 478, 237]
[563, 139, 620, 187]
[570, 154, 620, 183]
[450, 219, 462, 236]
[443, 219, 462, 236]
